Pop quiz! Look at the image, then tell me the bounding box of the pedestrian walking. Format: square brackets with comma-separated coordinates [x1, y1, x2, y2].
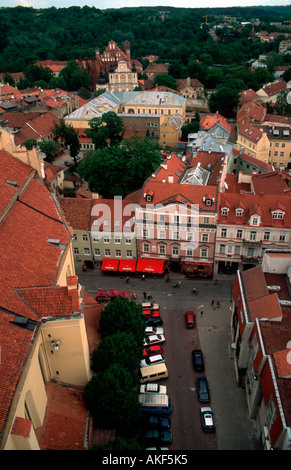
[126, 276, 129, 284]
[142, 274, 145, 281]
[211, 299, 215, 306]
[147, 291, 152, 300]
[143, 291, 147, 300]
[200, 309, 204, 317]
[200, 305, 204, 316]
[165, 273, 170, 282]
[217, 300, 220, 308]
[214, 279, 218, 285]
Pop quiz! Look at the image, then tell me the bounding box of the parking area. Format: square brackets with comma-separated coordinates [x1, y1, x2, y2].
[78, 269, 262, 450]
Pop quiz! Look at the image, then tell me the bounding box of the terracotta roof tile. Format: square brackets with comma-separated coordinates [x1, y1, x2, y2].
[0, 313, 33, 433]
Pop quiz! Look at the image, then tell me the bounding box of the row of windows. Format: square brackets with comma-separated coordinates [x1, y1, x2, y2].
[74, 247, 133, 258]
[220, 228, 287, 241]
[142, 243, 208, 258]
[141, 229, 210, 241]
[140, 214, 211, 225]
[219, 245, 271, 257]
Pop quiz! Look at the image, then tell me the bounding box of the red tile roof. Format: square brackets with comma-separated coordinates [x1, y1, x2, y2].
[219, 192, 291, 227]
[261, 80, 287, 97]
[58, 197, 93, 230]
[138, 180, 217, 210]
[252, 171, 291, 195]
[200, 113, 231, 133]
[0, 312, 33, 433]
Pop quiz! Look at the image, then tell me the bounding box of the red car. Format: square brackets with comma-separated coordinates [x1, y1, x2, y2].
[185, 311, 195, 328]
[143, 309, 160, 318]
[143, 344, 164, 357]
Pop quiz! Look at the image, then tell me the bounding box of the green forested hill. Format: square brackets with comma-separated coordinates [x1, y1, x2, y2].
[0, 5, 291, 73]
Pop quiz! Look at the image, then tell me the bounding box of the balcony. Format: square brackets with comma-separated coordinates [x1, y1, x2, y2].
[243, 239, 262, 248]
[241, 255, 260, 264]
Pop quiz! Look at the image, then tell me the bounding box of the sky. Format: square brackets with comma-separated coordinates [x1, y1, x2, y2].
[0, 0, 290, 10]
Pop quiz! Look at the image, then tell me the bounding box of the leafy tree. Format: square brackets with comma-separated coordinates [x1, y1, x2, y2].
[59, 59, 90, 91]
[181, 121, 200, 142]
[38, 141, 60, 162]
[17, 77, 33, 90]
[53, 118, 80, 165]
[78, 134, 160, 196]
[91, 331, 142, 375]
[78, 86, 91, 100]
[85, 112, 124, 149]
[154, 73, 177, 90]
[84, 364, 141, 437]
[24, 64, 54, 85]
[99, 296, 145, 344]
[122, 134, 161, 192]
[22, 138, 38, 150]
[3, 72, 15, 86]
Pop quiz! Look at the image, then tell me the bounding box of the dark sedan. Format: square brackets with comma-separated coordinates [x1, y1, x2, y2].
[142, 429, 172, 445]
[143, 415, 171, 429]
[192, 349, 204, 372]
[196, 376, 210, 403]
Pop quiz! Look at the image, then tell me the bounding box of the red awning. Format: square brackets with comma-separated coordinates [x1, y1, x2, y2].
[120, 292, 130, 299]
[109, 289, 120, 298]
[101, 259, 119, 271]
[118, 259, 137, 272]
[96, 290, 107, 298]
[136, 259, 165, 274]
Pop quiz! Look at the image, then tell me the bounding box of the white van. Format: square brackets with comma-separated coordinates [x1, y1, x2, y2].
[140, 354, 165, 368]
[140, 363, 168, 384]
[138, 393, 172, 414]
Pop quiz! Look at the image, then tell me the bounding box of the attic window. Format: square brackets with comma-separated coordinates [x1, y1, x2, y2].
[272, 211, 284, 219]
[221, 208, 228, 216]
[236, 209, 243, 217]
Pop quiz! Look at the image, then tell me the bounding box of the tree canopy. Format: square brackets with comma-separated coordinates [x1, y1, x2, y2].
[78, 134, 161, 197]
[85, 112, 125, 149]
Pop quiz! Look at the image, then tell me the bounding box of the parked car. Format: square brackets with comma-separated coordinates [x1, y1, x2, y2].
[143, 415, 171, 429]
[185, 311, 195, 328]
[140, 354, 165, 368]
[143, 309, 160, 318]
[144, 334, 165, 346]
[142, 302, 159, 310]
[140, 383, 167, 394]
[145, 316, 163, 327]
[142, 429, 172, 445]
[64, 160, 71, 166]
[196, 377, 210, 403]
[200, 406, 215, 432]
[145, 326, 164, 336]
[192, 349, 204, 372]
[143, 345, 164, 357]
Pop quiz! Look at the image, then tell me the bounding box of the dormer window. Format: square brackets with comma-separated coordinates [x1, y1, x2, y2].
[250, 216, 260, 226]
[236, 209, 243, 217]
[221, 208, 228, 216]
[272, 211, 284, 219]
[205, 198, 213, 206]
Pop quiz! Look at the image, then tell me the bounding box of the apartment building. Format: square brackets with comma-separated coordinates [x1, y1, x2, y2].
[65, 90, 186, 149]
[0, 150, 92, 450]
[58, 197, 136, 270]
[216, 192, 291, 274]
[231, 263, 291, 450]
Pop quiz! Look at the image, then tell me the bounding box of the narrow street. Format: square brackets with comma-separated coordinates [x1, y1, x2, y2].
[78, 269, 262, 451]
